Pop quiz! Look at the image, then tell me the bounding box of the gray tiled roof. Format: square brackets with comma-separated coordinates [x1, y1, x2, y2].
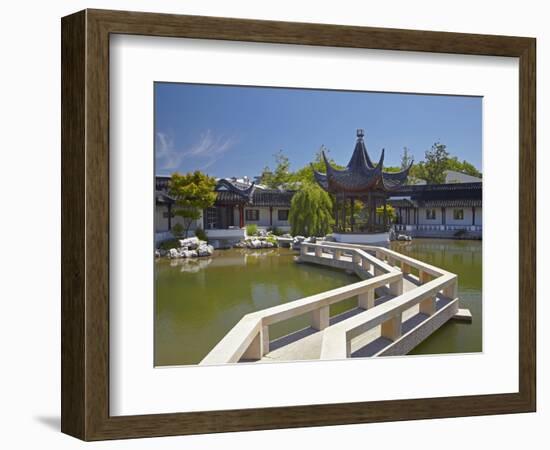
[313, 132, 411, 194]
[215, 189, 294, 207]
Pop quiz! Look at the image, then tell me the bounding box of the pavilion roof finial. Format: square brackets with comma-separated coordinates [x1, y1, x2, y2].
[356, 128, 364, 139]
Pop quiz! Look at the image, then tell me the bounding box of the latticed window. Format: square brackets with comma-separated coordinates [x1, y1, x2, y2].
[205, 207, 217, 229]
[425, 209, 436, 220]
[453, 209, 464, 220]
[245, 209, 260, 221]
[277, 209, 289, 221]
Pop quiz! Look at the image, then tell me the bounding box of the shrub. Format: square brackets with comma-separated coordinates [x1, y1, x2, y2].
[171, 223, 184, 238]
[246, 224, 258, 236]
[194, 227, 208, 241]
[158, 239, 180, 251]
[268, 226, 284, 236]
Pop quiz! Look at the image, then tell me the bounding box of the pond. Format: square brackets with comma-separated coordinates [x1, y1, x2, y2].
[155, 239, 482, 366]
[390, 239, 482, 356]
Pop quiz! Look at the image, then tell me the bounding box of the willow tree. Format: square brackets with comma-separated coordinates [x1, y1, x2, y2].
[288, 183, 334, 237]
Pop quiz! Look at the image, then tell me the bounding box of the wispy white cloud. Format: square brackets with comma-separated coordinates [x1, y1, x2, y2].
[156, 130, 237, 172]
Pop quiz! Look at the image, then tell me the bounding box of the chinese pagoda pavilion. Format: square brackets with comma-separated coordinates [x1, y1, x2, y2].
[313, 129, 412, 233]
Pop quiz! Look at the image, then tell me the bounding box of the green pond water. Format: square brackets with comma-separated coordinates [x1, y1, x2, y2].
[155, 239, 482, 366]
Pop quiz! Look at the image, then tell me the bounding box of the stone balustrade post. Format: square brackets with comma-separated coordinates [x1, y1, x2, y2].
[419, 296, 436, 316]
[314, 245, 323, 258]
[419, 271, 431, 284]
[389, 278, 403, 296]
[362, 258, 371, 273]
[358, 289, 375, 309]
[311, 306, 330, 330]
[242, 331, 263, 360]
[261, 325, 270, 355]
[381, 315, 402, 341]
[443, 280, 458, 299]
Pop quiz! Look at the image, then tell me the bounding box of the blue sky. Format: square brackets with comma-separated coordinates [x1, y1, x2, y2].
[155, 83, 482, 178]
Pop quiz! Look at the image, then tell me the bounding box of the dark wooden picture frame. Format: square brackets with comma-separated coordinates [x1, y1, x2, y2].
[61, 9, 536, 441]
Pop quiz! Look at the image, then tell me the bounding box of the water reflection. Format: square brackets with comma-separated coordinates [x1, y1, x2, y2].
[155, 240, 482, 366]
[391, 239, 482, 355]
[155, 248, 357, 366]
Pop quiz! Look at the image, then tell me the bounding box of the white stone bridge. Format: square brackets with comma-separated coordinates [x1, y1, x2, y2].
[200, 242, 472, 365]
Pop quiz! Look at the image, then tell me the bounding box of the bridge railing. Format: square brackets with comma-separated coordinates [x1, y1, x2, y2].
[320, 272, 458, 359]
[319, 241, 453, 284]
[300, 242, 396, 276]
[200, 243, 401, 365]
[200, 242, 459, 365]
[317, 241, 458, 358]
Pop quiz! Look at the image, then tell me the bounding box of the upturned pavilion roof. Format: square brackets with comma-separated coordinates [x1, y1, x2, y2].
[313, 129, 412, 194]
[215, 178, 256, 202]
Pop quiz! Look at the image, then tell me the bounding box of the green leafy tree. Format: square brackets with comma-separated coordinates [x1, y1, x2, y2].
[168, 171, 217, 238]
[259, 150, 291, 188]
[288, 183, 334, 236]
[409, 162, 427, 182]
[385, 147, 421, 184]
[446, 157, 482, 178]
[291, 146, 344, 185]
[400, 146, 414, 170]
[423, 142, 450, 184]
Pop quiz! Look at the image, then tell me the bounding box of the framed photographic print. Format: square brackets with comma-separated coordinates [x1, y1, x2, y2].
[61, 9, 536, 440]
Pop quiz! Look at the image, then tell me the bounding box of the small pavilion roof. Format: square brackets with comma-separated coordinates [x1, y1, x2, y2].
[313, 129, 412, 194]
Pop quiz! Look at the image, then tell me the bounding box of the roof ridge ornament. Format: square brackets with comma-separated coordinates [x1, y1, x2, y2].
[356, 128, 364, 139]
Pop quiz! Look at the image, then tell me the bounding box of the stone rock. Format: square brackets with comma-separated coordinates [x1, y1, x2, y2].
[169, 248, 179, 258]
[197, 243, 214, 257]
[159, 248, 168, 257]
[155, 249, 161, 258]
[179, 237, 200, 249]
[248, 239, 262, 249]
